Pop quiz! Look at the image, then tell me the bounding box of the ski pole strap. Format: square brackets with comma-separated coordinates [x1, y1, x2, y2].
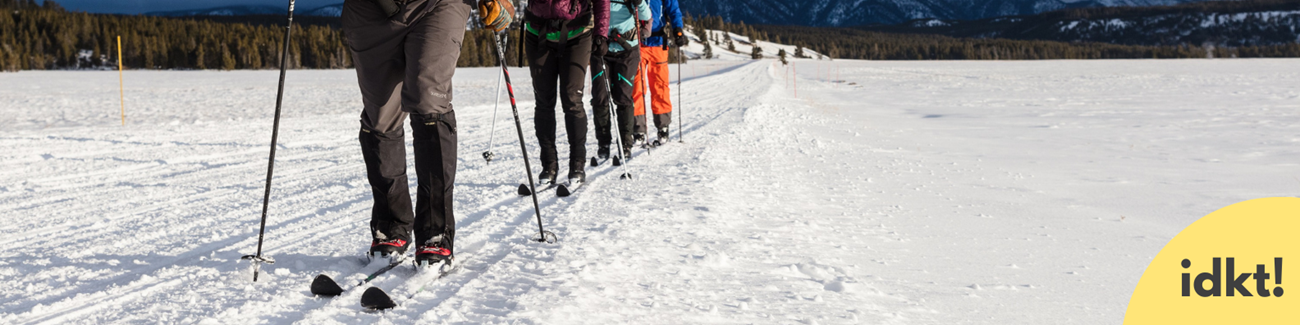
[241, 254, 275, 263]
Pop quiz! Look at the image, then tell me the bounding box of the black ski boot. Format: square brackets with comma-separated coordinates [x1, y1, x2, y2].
[538, 169, 558, 185]
[369, 238, 410, 261]
[557, 170, 586, 197]
[597, 145, 611, 160]
[415, 235, 453, 267]
[568, 170, 586, 185]
[633, 133, 647, 148]
[653, 127, 670, 146]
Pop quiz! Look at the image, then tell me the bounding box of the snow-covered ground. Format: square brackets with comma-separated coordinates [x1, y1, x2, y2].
[2, 58, 1299, 324]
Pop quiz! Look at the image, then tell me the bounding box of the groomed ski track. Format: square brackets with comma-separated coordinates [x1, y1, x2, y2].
[3, 61, 901, 324]
[5, 58, 1299, 324]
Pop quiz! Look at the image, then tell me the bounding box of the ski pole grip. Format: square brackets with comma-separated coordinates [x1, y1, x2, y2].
[241, 255, 276, 264]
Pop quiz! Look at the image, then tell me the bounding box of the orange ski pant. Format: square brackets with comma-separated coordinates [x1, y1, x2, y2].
[632, 45, 671, 132]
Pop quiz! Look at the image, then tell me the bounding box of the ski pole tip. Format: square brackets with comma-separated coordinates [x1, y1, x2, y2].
[533, 231, 558, 244]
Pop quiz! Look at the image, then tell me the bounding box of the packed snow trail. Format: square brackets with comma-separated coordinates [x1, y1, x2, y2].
[2, 59, 1299, 323]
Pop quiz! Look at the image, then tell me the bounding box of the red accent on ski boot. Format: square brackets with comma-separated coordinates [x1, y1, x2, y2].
[369, 238, 409, 257]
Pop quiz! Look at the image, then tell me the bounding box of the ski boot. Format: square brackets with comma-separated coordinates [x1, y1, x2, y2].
[369, 238, 409, 262]
[568, 170, 586, 186]
[538, 169, 558, 185]
[653, 127, 670, 146]
[415, 235, 453, 268]
[633, 133, 648, 148]
[597, 145, 611, 160]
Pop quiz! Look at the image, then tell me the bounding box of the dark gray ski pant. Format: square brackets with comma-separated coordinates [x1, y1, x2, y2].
[590, 48, 639, 151]
[526, 30, 592, 174]
[343, 0, 471, 249]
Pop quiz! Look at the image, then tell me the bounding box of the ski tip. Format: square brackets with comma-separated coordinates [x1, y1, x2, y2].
[310, 274, 345, 296]
[517, 183, 531, 196]
[556, 185, 572, 197]
[612, 156, 623, 166]
[589, 157, 599, 167]
[360, 287, 398, 310]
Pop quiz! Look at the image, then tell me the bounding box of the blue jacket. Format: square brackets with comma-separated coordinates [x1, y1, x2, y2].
[639, 0, 683, 48]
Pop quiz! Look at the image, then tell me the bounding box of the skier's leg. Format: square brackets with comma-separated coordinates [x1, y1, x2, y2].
[359, 124, 413, 245]
[646, 46, 673, 133]
[410, 112, 457, 252]
[589, 52, 613, 150]
[405, 0, 469, 253]
[344, 0, 414, 247]
[632, 46, 651, 136]
[558, 33, 592, 174]
[527, 33, 561, 175]
[608, 49, 640, 151]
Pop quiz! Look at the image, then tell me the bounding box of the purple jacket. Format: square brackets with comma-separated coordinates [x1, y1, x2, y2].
[526, 0, 611, 37]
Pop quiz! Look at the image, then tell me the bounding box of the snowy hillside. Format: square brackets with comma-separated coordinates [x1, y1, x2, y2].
[1046, 9, 1300, 46]
[3, 59, 1299, 323]
[865, 1, 1300, 47]
[681, 28, 826, 61]
[303, 4, 344, 17]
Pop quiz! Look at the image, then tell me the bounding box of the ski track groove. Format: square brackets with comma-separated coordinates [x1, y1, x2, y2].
[386, 61, 767, 323]
[1, 61, 770, 324]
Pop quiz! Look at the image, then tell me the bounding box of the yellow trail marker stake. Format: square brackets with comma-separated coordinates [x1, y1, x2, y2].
[117, 35, 125, 125]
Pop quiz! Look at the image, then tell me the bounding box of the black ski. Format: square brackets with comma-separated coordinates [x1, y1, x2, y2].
[556, 180, 584, 197]
[516, 182, 556, 196]
[310, 256, 407, 296]
[360, 260, 459, 310]
[589, 156, 623, 167]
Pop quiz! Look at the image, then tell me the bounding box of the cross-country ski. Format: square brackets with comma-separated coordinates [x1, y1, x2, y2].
[359, 260, 458, 311]
[309, 256, 407, 296]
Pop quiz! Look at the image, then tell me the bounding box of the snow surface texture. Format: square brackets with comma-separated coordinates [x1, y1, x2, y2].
[2, 58, 1300, 323]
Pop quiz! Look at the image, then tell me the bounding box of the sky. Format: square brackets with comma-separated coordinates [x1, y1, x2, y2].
[39, 0, 341, 14]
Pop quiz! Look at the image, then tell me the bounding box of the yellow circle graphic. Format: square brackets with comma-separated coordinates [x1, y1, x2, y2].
[1125, 197, 1296, 323]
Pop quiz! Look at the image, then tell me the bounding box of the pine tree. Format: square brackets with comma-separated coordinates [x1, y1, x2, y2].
[777, 48, 787, 65]
[751, 46, 762, 59]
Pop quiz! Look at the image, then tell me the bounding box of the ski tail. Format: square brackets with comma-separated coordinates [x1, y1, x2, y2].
[361, 287, 397, 310]
[309, 257, 405, 297]
[311, 274, 345, 296]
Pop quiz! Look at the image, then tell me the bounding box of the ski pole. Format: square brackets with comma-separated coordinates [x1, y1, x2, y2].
[600, 59, 632, 180]
[241, 0, 295, 282]
[483, 60, 504, 163]
[676, 42, 683, 143]
[491, 32, 555, 244]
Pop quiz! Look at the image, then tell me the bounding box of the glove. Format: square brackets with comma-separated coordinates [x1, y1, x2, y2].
[638, 20, 652, 40]
[672, 30, 689, 47]
[592, 35, 609, 57]
[478, 0, 515, 33]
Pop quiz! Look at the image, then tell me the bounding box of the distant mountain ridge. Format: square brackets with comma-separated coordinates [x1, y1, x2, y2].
[855, 0, 1300, 46]
[145, 4, 342, 17]
[677, 0, 1211, 27]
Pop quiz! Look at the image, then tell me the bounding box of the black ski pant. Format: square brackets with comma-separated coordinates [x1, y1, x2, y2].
[589, 48, 639, 151]
[344, 0, 471, 250]
[526, 31, 592, 175]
